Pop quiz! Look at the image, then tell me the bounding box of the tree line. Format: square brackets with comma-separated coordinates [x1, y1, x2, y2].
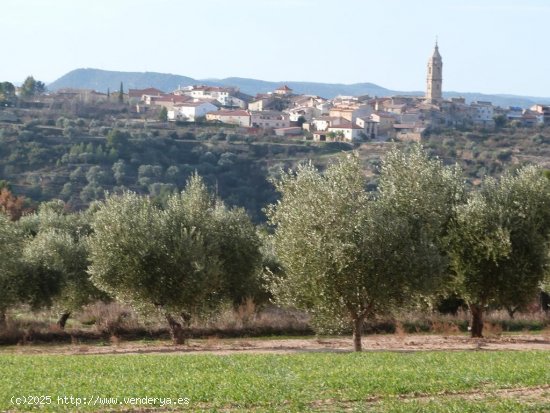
[0, 76, 46, 104]
[1, 146, 549, 350]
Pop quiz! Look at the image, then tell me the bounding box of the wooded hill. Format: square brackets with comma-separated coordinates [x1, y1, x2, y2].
[1, 106, 550, 221]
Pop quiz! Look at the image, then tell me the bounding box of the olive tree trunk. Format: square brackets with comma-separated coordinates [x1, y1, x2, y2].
[352, 315, 366, 352]
[165, 313, 185, 345]
[57, 312, 71, 329]
[469, 303, 484, 338]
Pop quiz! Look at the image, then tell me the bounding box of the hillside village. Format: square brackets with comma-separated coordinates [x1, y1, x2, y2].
[5, 43, 549, 144]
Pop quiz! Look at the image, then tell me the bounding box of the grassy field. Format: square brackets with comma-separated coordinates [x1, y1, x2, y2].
[0, 351, 548, 412]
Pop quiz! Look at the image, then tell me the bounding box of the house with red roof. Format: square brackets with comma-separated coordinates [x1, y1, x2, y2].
[274, 85, 293, 96]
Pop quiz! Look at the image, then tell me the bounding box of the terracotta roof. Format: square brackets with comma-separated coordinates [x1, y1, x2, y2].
[128, 88, 164, 98]
[276, 85, 292, 91]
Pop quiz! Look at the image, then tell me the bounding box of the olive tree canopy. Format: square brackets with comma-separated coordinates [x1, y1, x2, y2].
[266, 148, 463, 351]
[0, 214, 23, 326]
[17, 200, 105, 328]
[88, 174, 262, 343]
[449, 166, 550, 337]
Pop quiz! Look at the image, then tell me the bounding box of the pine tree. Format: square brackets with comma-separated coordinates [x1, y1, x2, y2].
[118, 82, 124, 103]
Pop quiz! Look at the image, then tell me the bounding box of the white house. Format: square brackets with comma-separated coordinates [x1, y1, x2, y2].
[168, 101, 219, 121]
[531, 104, 550, 124]
[287, 106, 324, 122]
[177, 86, 250, 108]
[328, 120, 365, 142]
[471, 101, 495, 127]
[311, 116, 345, 131]
[218, 94, 248, 109]
[274, 85, 293, 96]
[142, 94, 191, 107]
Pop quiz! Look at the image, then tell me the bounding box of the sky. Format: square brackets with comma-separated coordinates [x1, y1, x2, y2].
[2, 0, 550, 97]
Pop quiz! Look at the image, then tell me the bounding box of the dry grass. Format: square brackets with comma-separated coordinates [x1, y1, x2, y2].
[77, 301, 141, 334]
[1, 301, 548, 346]
[193, 301, 310, 332]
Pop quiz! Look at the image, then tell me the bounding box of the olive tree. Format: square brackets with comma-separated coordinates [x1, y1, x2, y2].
[266, 149, 462, 351]
[88, 174, 262, 343]
[19, 231, 67, 313]
[17, 201, 105, 328]
[449, 166, 550, 337]
[0, 214, 23, 326]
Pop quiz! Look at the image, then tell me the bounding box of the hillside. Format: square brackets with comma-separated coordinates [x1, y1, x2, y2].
[2, 105, 550, 223]
[0, 113, 362, 222]
[47, 68, 550, 108]
[47, 69, 197, 94]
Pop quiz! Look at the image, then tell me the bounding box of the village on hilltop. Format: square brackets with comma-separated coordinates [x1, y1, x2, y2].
[11, 43, 550, 142]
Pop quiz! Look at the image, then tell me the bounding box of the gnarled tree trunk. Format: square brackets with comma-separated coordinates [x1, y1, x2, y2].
[165, 313, 185, 345]
[57, 312, 71, 329]
[0, 311, 6, 328]
[469, 303, 484, 338]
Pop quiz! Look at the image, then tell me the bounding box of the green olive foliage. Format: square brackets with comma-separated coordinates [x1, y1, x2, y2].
[449, 165, 550, 336]
[266, 148, 463, 350]
[0, 214, 23, 324]
[17, 200, 105, 326]
[88, 174, 262, 342]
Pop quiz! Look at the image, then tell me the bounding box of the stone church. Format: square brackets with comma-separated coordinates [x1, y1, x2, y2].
[426, 42, 443, 102]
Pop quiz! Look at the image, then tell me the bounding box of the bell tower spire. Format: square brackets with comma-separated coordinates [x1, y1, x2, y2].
[426, 41, 443, 102]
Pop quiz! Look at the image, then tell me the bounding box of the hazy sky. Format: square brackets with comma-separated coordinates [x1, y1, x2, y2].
[3, 0, 549, 97]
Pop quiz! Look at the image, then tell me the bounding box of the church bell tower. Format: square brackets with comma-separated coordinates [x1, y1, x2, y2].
[426, 42, 443, 102]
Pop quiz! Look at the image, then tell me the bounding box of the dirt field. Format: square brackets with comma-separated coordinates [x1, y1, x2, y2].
[2, 333, 549, 356]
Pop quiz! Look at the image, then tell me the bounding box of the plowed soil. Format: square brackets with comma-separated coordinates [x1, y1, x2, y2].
[3, 333, 549, 355]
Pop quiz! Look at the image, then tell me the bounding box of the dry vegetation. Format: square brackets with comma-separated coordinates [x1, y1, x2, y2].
[1, 301, 548, 351]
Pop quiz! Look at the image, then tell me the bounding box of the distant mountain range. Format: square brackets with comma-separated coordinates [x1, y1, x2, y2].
[48, 68, 550, 109]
